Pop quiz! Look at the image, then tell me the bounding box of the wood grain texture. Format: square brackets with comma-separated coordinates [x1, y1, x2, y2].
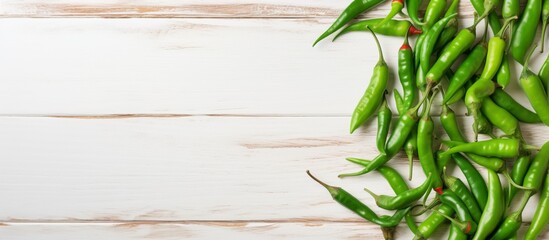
[0, 116, 546, 222]
[0, 18, 545, 116]
[0, 0, 478, 18]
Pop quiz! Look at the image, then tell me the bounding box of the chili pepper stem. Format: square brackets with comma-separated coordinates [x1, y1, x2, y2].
[410, 198, 441, 216]
[306, 170, 338, 196]
[502, 170, 537, 191]
[523, 144, 541, 151]
[367, 26, 385, 64]
[522, 43, 538, 76]
[542, 19, 548, 53]
[363, 187, 381, 200]
[345, 157, 371, 166]
[430, 208, 471, 233]
[496, 16, 518, 38]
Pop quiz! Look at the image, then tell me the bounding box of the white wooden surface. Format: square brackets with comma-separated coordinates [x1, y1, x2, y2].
[0, 1, 548, 239]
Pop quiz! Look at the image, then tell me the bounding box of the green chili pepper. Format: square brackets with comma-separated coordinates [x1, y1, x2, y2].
[398, 33, 417, 114]
[425, 20, 481, 85]
[471, 169, 504, 240]
[507, 153, 532, 206]
[442, 138, 520, 159]
[420, 14, 458, 76]
[350, 30, 388, 134]
[445, 86, 465, 105]
[434, 21, 458, 52]
[502, 0, 519, 44]
[416, 63, 427, 91]
[406, 0, 424, 27]
[414, 33, 426, 70]
[510, 0, 542, 63]
[423, 0, 448, 29]
[405, 128, 418, 180]
[418, 97, 443, 194]
[444, 157, 486, 215]
[469, 0, 502, 34]
[477, 19, 515, 83]
[519, 45, 549, 126]
[379, 0, 405, 26]
[539, 54, 549, 92]
[496, 57, 511, 89]
[313, 0, 388, 46]
[448, 224, 468, 240]
[522, 141, 549, 193]
[443, 42, 487, 104]
[491, 89, 541, 123]
[377, 96, 392, 153]
[413, 204, 455, 239]
[524, 171, 549, 240]
[480, 97, 518, 136]
[332, 18, 422, 41]
[307, 171, 410, 229]
[541, 0, 549, 52]
[440, 190, 478, 234]
[465, 78, 496, 139]
[364, 174, 432, 210]
[490, 211, 523, 240]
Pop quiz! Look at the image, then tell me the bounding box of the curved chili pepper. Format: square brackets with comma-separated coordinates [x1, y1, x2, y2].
[480, 97, 518, 135]
[406, 0, 424, 27]
[418, 97, 443, 194]
[510, 0, 542, 63]
[434, 21, 458, 51]
[441, 176, 482, 222]
[445, 86, 465, 105]
[444, 156, 486, 213]
[440, 190, 477, 234]
[420, 14, 458, 76]
[442, 138, 521, 158]
[490, 211, 522, 240]
[379, 0, 404, 26]
[539, 54, 549, 92]
[491, 89, 541, 123]
[507, 153, 532, 206]
[350, 30, 388, 134]
[413, 204, 455, 239]
[333, 18, 422, 41]
[522, 141, 549, 193]
[465, 78, 495, 139]
[313, 0, 388, 46]
[364, 174, 432, 210]
[471, 169, 504, 240]
[425, 20, 481, 85]
[448, 224, 468, 240]
[496, 57, 511, 89]
[443, 41, 487, 104]
[377, 96, 392, 153]
[519, 45, 549, 126]
[502, 0, 519, 44]
[525, 171, 549, 239]
[397, 33, 416, 114]
[404, 128, 418, 180]
[422, 0, 447, 29]
[478, 19, 515, 83]
[307, 171, 410, 229]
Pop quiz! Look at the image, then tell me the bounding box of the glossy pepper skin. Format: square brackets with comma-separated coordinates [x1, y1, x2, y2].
[442, 138, 521, 159]
[491, 89, 541, 123]
[349, 30, 388, 133]
[422, 0, 447, 29]
[397, 33, 416, 114]
[510, 0, 542, 63]
[469, 0, 502, 34]
[379, 0, 404, 26]
[376, 97, 392, 153]
[364, 174, 432, 210]
[522, 141, 549, 193]
[441, 188, 479, 226]
[541, 0, 549, 52]
[333, 18, 422, 41]
[413, 204, 455, 239]
[313, 0, 388, 46]
[417, 98, 443, 194]
[472, 170, 504, 240]
[480, 97, 518, 136]
[443, 42, 487, 104]
[520, 48, 549, 126]
[490, 211, 522, 240]
[525, 171, 549, 239]
[443, 162, 484, 217]
[508, 154, 532, 206]
[406, 0, 424, 27]
[420, 14, 458, 77]
[539, 54, 549, 92]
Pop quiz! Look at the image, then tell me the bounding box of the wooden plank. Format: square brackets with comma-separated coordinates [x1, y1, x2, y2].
[0, 0, 478, 18]
[0, 222, 547, 239]
[0, 18, 544, 116]
[0, 116, 546, 221]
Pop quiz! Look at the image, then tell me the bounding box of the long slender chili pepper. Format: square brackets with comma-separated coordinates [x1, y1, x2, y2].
[420, 14, 458, 76]
[414, 33, 426, 70]
[471, 169, 504, 240]
[332, 19, 422, 41]
[379, 0, 404, 26]
[510, 0, 542, 63]
[425, 19, 482, 85]
[541, 0, 549, 52]
[422, 0, 447, 29]
[307, 171, 410, 229]
[434, 0, 460, 51]
[377, 96, 392, 153]
[522, 141, 549, 194]
[441, 138, 521, 159]
[418, 96, 443, 194]
[350, 30, 388, 133]
[491, 89, 541, 123]
[429, 207, 476, 235]
[398, 33, 416, 113]
[364, 174, 432, 210]
[313, 0, 388, 46]
[496, 57, 511, 89]
[502, 0, 519, 44]
[404, 127, 418, 180]
[445, 85, 465, 105]
[443, 42, 487, 103]
[344, 158, 420, 235]
[539, 54, 549, 92]
[413, 204, 455, 239]
[507, 153, 532, 205]
[478, 19, 515, 82]
[440, 190, 477, 234]
[469, 0, 502, 34]
[448, 223, 468, 240]
[519, 45, 549, 126]
[406, 0, 424, 27]
[525, 171, 549, 239]
[441, 168, 482, 222]
[490, 210, 523, 240]
[465, 78, 496, 139]
[480, 97, 518, 135]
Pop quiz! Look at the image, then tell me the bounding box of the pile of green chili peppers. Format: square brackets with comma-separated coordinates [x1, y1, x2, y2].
[308, 0, 549, 238]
